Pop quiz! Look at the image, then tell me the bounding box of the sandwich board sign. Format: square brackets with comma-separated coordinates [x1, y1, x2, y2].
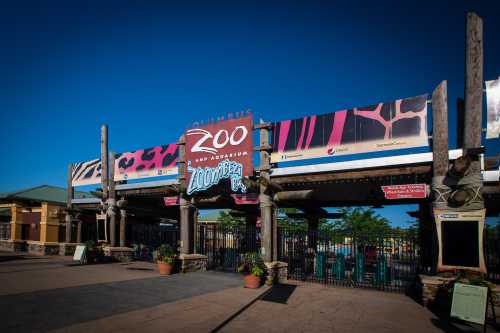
[73, 245, 86, 264]
[451, 283, 488, 326]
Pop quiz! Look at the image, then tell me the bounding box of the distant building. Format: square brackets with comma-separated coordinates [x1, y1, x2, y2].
[0, 185, 93, 254]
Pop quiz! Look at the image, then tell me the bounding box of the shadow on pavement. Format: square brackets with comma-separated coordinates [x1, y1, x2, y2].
[261, 284, 297, 304]
[0, 255, 45, 263]
[1, 271, 242, 333]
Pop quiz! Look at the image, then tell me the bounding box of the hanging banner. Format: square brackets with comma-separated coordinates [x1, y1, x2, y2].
[271, 94, 429, 162]
[381, 184, 427, 200]
[485, 77, 500, 139]
[114, 144, 179, 181]
[163, 196, 180, 206]
[72, 158, 102, 186]
[232, 193, 260, 205]
[185, 115, 253, 195]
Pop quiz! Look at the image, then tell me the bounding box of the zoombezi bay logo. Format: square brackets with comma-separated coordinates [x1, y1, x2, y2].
[186, 159, 247, 195]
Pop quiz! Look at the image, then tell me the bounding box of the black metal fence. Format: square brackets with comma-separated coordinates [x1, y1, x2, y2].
[196, 224, 260, 271]
[278, 227, 419, 293]
[194, 223, 419, 292]
[127, 223, 179, 261]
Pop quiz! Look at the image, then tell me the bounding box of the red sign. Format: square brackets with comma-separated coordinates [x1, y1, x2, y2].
[381, 184, 427, 200]
[185, 115, 253, 194]
[232, 193, 259, 205]
[163, 196, 180, 206]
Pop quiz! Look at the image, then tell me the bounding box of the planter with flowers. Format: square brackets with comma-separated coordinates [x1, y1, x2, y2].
[156, 244, 176, 275]
[237, 253, 266, 289]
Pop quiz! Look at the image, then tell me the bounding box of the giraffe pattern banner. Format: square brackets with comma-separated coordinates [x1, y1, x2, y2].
[271, 94, 429, 162]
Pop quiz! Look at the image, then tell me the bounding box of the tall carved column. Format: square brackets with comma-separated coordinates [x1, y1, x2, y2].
[179, 196, 194, 254]
[65, 164, 74, 243]
[307, 216, 319, 252]
[118, 198, 127, 247]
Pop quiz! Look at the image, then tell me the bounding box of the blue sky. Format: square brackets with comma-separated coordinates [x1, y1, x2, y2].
[1, 1, 499, 226]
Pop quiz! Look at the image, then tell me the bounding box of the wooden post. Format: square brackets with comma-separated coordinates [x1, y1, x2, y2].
[464, 12, 484, 176]
[307, 216, 319, 252]
[101, 125, 109, 200]
[432, 81, 449, 178]
[431, 81, 449, 209]
[108, 152, 116, 247]
[65, 164, 73, 243]
[76, 221, 82, 244]
[462, 12, 484, 210]
[178, 135, 194, 254]
[119, 209, 126, 247]
[259, 120, 274, 262]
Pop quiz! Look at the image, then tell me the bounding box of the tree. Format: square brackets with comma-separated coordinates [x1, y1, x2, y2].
[216, 210, 244, 227]
[335, 207, 391, 235]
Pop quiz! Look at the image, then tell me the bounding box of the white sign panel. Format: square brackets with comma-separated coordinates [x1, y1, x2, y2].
[73, 245, 86, 262]
[451, 283, 488, 325]
[486, 77, 500, 139]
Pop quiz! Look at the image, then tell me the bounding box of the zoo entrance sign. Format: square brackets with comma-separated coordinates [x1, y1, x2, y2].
[185, 115, 253, 195]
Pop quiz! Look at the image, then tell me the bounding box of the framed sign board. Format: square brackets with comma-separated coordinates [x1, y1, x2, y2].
[451, 283, 488, 325]
[185, 115, 253, 195]
[434, 209, 486, 273]
[73, 245, 86, 263]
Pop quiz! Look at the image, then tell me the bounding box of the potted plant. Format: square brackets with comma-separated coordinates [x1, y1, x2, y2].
[84, 240, 104, 264]
[237, 252, 266, 289]
[156, 244, 176, 275]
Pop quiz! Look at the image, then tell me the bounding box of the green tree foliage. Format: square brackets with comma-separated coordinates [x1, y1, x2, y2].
[216, 210, 244, 227]
[335, 207, 391, 235]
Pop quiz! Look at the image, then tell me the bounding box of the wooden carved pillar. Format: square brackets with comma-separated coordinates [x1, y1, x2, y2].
[431, 80, 450, 209]
[108, 152, 117, 247]
[258, 120, 276, 262]
[178, 134, 195, 255]
[65, 163, 74, 243]
[118, 198, 127, 247]
[307, 216, 319, 252]
[462, 12, 484, 210]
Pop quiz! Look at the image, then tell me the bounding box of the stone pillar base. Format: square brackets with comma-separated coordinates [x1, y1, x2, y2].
[27, 241, 60, 255]
[178, 254, 208, 273]
[265, 261, 288, 285]
[103, 247, 134, 262]
[59, 243, 79, 256]
[419, 274, 455, 307]
[0, 239, 27, 252]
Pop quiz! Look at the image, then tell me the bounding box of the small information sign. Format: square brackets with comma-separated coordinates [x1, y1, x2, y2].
[451, 283, 488, 325]
[73, 245, 87, 263]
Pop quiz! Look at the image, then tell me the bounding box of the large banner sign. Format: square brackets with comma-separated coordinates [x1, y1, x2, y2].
[185, 115, 253, 195]
[114, 144, 179, 181]
[72, 158, 102, 186]
[486, 77, 500, 139]
[271, 94, 429, 162]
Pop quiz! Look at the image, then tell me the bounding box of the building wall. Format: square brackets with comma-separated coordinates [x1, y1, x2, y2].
[40, 203, 63, 243]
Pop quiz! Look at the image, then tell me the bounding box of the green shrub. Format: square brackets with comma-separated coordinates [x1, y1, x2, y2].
[237, 252, 266, 278]
[156, 244, 176, 264]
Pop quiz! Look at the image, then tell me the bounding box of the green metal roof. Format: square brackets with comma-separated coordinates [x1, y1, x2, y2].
[0, 185, 94, 205]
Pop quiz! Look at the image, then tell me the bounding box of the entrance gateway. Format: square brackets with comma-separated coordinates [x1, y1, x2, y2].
[66, 12, 499, 295]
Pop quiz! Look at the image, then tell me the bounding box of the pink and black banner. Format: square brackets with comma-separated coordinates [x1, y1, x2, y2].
[271, 94, 429, 162]
[114, 144, 179, 181]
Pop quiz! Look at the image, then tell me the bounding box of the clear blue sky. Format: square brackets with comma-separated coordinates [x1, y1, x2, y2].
[1, 1, 499, 226]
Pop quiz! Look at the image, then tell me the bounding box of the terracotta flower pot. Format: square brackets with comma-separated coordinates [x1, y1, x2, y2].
[158, 262, 173, 275]
[243, 274, 261, 289]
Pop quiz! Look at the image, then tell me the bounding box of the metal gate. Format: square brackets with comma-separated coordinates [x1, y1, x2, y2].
[278, 227, 420, 293]
[196, 224, 261, 271]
